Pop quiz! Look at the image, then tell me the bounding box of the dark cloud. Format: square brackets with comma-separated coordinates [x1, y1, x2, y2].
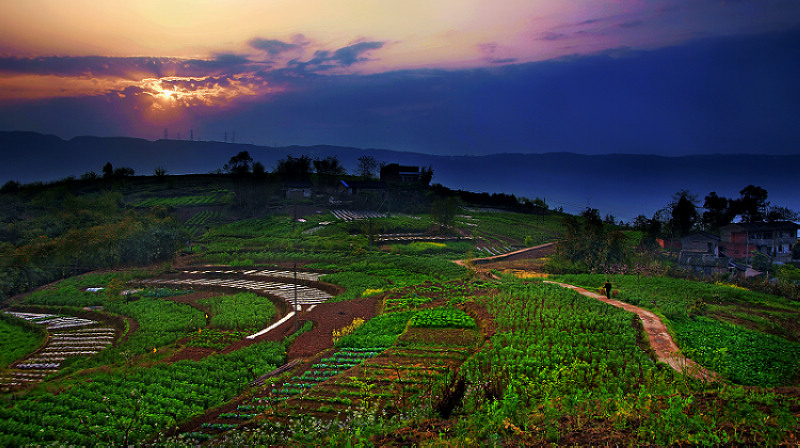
[487, 58, 518, 64]
[287, 41, 385, 72]
[248, 38, 300, 56]
[617, 20, 644, 29]
[538, 31, 568, 41]
[0, 54, 257, 79]
[199, 28, 800, 157]
[208, 53, 252, 67]
[0, 56, 173, 78]
[478, 43, 517, 64]
[331, 41, 384, 66]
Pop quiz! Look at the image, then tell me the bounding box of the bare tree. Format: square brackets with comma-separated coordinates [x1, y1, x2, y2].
[357, 155, 377, 179]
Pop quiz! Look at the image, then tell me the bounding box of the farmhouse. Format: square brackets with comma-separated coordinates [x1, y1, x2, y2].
[678, 232, 729, 275]
[719, 221, 799, 264]
[379, 163, 422, 184]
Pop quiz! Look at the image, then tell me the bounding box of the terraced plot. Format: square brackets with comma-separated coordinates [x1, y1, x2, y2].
[178, 323, 481, 444]
[141, 277, 331, 309]
[331, 210, 387, 221]
[375, 233, 473, 243]
[182, 268, 324, 282]
[0, 313, 115, 391]
[475, 245, 513, 256]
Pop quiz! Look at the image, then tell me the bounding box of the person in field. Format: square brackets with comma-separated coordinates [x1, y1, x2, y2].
[603, 280, 612, 299]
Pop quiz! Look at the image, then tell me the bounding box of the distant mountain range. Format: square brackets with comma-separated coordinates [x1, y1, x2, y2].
[2, 131, 799, 221]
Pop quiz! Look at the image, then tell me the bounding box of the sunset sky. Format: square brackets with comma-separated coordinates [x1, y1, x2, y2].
[1, 0, 798, 155]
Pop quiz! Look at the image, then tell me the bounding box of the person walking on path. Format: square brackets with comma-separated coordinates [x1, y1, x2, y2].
[603, 280, 612, 299]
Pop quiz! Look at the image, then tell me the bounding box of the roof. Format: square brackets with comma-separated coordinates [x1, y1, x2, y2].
[680, 231, 720, 243]
[721, 221, 799, 232]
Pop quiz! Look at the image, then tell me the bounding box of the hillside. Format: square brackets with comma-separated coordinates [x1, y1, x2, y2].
[0, 168, 798, 446]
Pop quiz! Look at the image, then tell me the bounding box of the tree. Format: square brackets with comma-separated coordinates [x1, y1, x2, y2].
[313, 156, 345, 185]
[313, 156, 346, 177]
[750, 250, 773, 273]
[113, 167, 135, 177]
[582, 208, 605, 268]
[102, 162, 114, 178]
[153, 166, 167, 177]
[735, 185, 769, 223]
[766, 205, 797, 222]
[669, 190, 698, 236]
[420, 165, 434, 186]
[0, 180, 21, 193]
[702, 191, 734, 231]
[224, 151, 253, 175]
[275, 155, 312, 180]
[357, 155, 377, 179]
[431, 196, 459, 230]
[252, 161, 266, 176]
[632, 215, 649, 231]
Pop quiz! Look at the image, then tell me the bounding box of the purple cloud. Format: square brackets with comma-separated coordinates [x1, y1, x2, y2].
[331, 41, 384, 66]
[248, 38, 301, 56]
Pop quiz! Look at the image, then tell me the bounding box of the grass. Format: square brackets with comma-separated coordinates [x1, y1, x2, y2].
[0, 314, 45, 366]
[198, 292, 277, 331]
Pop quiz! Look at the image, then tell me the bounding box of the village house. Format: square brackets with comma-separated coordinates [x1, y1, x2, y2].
[379, 163, 422, 184]
[719, 221, 800, 264]
[678, 232, 729, 275]
[283, 181, 313, 200]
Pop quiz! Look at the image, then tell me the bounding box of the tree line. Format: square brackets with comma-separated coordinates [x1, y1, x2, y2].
[633, 185, 798, 238]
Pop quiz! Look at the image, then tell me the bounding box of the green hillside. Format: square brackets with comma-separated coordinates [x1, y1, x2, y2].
[0, 171, 798, 446]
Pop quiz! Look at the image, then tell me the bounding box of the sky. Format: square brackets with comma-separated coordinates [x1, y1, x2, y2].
[0, 0, 799, 156]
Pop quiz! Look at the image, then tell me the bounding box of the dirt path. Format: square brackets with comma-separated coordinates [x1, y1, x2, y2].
[543, 281, 718, 381]
[455, 242, 555, 266]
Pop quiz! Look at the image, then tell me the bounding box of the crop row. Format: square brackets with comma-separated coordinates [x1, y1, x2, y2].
[182, 268, 324, 282]
[142, 277, 331, 307]
[135, 191, 233, 208]
[0, 341, 285, 446]
[409, 307, 477, 329]
[198, 292, 277, 331]
[5, 312, 98, 330]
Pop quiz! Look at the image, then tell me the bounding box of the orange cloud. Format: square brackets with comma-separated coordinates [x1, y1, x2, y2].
[0, 74, 137, 101]
[136, 74, 273, 110]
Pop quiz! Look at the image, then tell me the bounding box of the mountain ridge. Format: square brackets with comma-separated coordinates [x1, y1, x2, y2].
[2, 131, 798, 221]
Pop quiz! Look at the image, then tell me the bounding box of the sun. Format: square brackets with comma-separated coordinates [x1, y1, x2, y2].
[158, 87, 176, 101]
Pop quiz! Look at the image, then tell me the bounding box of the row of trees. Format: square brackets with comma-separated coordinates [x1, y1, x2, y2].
[222, 151, 380, 180]
[632, 185, 798, 238]
[552, 208, 626, 273]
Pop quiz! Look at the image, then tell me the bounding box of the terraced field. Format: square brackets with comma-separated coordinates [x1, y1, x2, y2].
[0, 312, 117, 391]
[140, 270, 332, 310]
